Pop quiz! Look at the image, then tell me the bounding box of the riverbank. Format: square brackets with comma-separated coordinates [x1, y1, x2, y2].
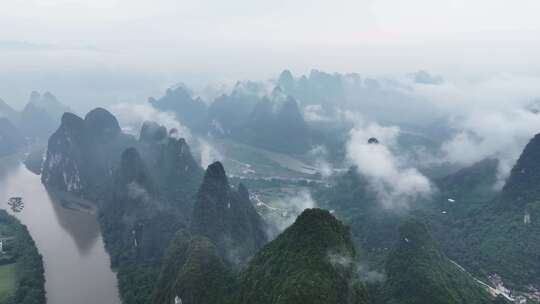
[0, 162, 121, 304]
[0, 209, 45, 304]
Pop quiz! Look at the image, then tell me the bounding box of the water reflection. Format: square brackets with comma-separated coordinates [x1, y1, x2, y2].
[46, 190, 100, 255]
[0, 160, 121, 304]
[0, 154, 22, 180]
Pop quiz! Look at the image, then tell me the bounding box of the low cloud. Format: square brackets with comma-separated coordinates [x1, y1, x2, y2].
[263, 189, 317, 239]
[109, 102, 192, 141]
[127, 181, 150, 202]
[440, 110, 540, 188]
[410, 75, 540, 188]
[328, 252, 386, 284]
[110, 101, 227, 169]
[309, 145, 334, 178]
[303, 104, 332, 122]
[197, 137, 223, 168]
[346, 121, 432, 208]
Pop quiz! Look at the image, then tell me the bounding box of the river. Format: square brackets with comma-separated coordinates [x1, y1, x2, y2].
[0, 157, 121, 304]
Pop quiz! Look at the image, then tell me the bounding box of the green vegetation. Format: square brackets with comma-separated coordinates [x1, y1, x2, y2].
[150, 208, 368, 304]
[0, 264, 17, 302]
[312, 160, 518, 303]
[190, 162, 267, 265]
[384, 220, 495, 304]
[314, 168, 404, 266]
[150, 231, 235, 304]
[419, 135, 540, 290]
[232, 208, 368, 304]
[0, 210, 45, 304]
[99, 146, 203, 304]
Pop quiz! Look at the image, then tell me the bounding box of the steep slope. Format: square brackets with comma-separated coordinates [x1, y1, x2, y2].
[436, 158, 499, 202]
[100, 147, 188, 304]
[139, 121, 167, 143]
[315, 138, 540, 296]
[412, 159, 502, 285]
[41, 108, 134, 197]
[468, 135, 540, 290]
[501, 133, 540, 206]
[149, 86, 208, 130]
[203, 85, 313, 153]
[0, 210, 45, 304]
[19, 91, 71, 139]
[240, 91, 311, 153]
[0, 98, 18, 120]
[41, 112, 88, 193]
[84, 107, 122, 143]
[191, 161, 267, 264]
[0, 117, 26, 156]
[149, 162, 264, 304]
[434, 133, 540, 290]
[207, 89, 259, 136]
[150, 230, 234, 304]
[109, 147, 156, 217]
[385, 220, 494, 304]
[315, 168, 403, 263]
[155, 136, 204, 204]
[100, 146, 172, 263]
[150, 230, 193, 304]
[233, 208, 369, 304]
[137, 121, 204, 213]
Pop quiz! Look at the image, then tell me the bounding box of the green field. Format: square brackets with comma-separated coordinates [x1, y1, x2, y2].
[0, 263, 17, 302]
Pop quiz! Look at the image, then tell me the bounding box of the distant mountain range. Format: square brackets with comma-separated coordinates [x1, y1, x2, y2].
[150, 84, 314, 154]
[0, 117, 26, 156]
[0, 91, 70, 157]
[36, 94, 540, 304]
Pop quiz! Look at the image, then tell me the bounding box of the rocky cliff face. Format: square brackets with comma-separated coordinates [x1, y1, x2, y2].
[149, 162, 266, 304]
[41, 112, 88, 193]
[155, 137, 203, 202]
[42, 108, 203, 203]
[84, 107, 122, 143]
[100, 143, 202, 304]
[41, 108, 132, 197]
[137, 121, 204, 211]
[113, 147, 156, 207]
[190, 161, 267, 264]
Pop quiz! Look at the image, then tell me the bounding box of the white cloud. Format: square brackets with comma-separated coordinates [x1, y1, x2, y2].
[303, 105, 332, 122]
[328, 252, 385, 283]
[108, 102, 192, 141]
[409, 75, 540, 187]
[110, 101, 228, 169]
[309, 145, 334, 178]
[197, 138, 223, 168]
[346, 122, 432, 208]
[127, 181, 150, 202]
[373, 0, 540, 35]
[264, 189, 317, 238]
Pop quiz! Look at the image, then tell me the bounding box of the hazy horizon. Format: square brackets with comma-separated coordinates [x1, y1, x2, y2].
[2, 0, 540, 111]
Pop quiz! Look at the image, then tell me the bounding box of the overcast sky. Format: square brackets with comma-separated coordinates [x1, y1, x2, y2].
[2, 0, 540, 110]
